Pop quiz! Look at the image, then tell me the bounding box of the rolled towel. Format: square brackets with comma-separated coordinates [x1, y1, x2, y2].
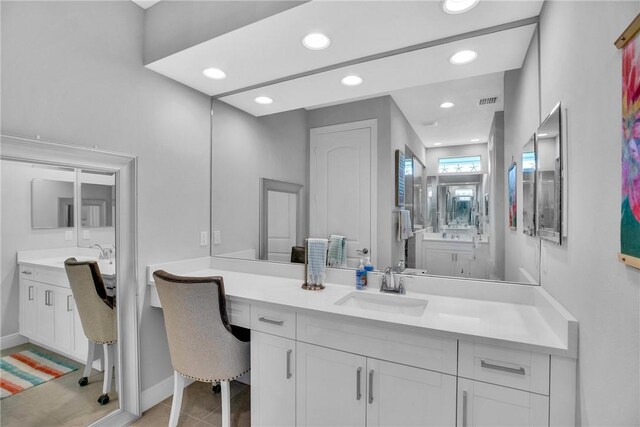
[327, 234, 347, 268]
[307, 238, 328, 285]
[397, 209, 414, 241]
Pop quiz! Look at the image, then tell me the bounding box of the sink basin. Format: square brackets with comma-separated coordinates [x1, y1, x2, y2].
[335, 292, 428, 317]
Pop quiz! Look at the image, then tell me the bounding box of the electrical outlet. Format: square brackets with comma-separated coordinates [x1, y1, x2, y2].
[200, 231, 208, 246]
[213, 230, 221, 245]
[83, 230, 91, 240]
[64, 230, 73, 241]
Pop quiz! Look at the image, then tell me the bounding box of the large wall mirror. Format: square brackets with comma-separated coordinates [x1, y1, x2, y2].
[536, 103, 562, 244]
[1, 134, 140, 425]
[209, 5, 542, 285]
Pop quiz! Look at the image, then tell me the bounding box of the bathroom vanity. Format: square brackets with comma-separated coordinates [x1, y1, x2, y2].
[17, 248, 115, 364]
[415, 233, 490, 279]
[147, 257, 577, 427]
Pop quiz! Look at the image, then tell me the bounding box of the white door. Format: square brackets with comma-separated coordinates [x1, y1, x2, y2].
[454, 253, 471, 278]
[367, 358, 457, 427]
[310, 119, 377, 268]
[267, 191, 298, 262]
[296, 342, 366, 427]
[457, 378, 549, 427]
[251, 331, 296, 427]
[19, 280, 38, 339]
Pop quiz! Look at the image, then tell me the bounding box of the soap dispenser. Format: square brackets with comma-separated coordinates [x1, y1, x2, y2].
[356, 259, 366, 290]
[364, 257, 374, 285]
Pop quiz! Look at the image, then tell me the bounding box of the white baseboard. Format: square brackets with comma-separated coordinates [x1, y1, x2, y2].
[0, 333, 28, 350]
[141, 374, 194, 412]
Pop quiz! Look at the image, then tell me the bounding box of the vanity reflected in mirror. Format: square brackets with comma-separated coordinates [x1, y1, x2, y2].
[536, 103, 562, 244]
[210, 21, 544, 285]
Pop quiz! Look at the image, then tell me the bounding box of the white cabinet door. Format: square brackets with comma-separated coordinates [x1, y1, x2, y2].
[251, 331, 296, 427]
[35, 283, 55, 346]
[457, 378, 549, 427]
[367, 358, 457, 427]
[453, 253, 471, 277]
[296, 342, 366, 427]
[71, 297, 89, 361]
[424, 249, 455, 276]
[19, 280, 38, 339]
[53, 288, 75, 355]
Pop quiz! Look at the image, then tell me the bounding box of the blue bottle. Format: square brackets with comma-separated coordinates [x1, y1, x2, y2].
[356, 259, 366, 290]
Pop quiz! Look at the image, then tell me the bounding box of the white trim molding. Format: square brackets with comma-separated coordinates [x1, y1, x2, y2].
[0, 333, 28, 350]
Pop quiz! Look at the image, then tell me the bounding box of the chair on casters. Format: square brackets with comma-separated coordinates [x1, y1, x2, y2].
[64, 258, 117, 406]
[152, 270, 250, 427]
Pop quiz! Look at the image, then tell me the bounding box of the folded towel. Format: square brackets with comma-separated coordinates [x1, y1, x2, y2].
[327, 234, 347, 268]
[307, 238, 328, 285]
[397, 209, 414, 241]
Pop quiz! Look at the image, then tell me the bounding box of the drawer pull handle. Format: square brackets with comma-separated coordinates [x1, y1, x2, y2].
[368, 369, 374, 404]
[22, 270, 32, 275]
[67, 295, 73, 312]
[480, 360, 526, 375]
[286, 349, 292, 379]
[356, 367, 362, 401]
[258, 317, 284, 326]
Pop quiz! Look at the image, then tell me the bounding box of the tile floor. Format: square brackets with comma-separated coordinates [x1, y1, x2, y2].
[0, 343, 118, 426]
[132, 381, 250, 427]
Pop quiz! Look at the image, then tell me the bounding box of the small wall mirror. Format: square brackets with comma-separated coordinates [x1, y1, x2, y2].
[522, 134, 537, 236]
[536, 103, 562, 244]
[31, 178, 75, 228]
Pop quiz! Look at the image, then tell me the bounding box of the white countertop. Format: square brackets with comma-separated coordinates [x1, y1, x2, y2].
[147, 258, 577, 358]
[18, 248, 116, 277]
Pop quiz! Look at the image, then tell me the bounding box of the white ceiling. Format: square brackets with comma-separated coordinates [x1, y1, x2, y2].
[390, 72, 505, 147]
[144, 0, 542, 147]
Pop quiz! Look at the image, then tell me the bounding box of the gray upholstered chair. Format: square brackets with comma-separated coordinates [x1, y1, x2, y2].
[152, 270, 250, 427]
[64, 258, 117, 405]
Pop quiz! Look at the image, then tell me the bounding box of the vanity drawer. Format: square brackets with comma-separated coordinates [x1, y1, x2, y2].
[227, 299, 250, 329]
[297, 312, 458, 375]
[19, 265, 70, 288]
[458, 341, 549, 395]
[251, 303, 296, 339]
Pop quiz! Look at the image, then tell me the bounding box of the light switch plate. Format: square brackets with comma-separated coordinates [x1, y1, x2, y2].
[213, 230, 221, 245]
[83, 230, 91, 240]
[64, 230, 73, 241]
[200, 231, 208, 246]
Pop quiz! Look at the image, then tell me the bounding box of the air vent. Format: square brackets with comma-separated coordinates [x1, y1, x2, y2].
[422, 120, 438, 127]
[479, 97, 498, 105]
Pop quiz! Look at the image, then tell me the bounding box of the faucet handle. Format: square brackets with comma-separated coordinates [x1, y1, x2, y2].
[397, 278, 406, 295]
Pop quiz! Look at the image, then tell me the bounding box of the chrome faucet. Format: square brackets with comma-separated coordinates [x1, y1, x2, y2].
[380, 260, 406, 294]
[90, 244, 109, 260]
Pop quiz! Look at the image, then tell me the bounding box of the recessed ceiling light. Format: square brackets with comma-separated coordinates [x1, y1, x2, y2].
[450, 50, 478, 65]
[434, 142, 443, 146]
[254, 96, 273, 105]
[202, 68, 227, 80]
[538, 133, 548, 137]
[471, 138, 481, 142]
[341, 75, 363, 86]
[442, 0, 479, 14]
[440, 102, 455, 109]
[302, 33, 331, 50]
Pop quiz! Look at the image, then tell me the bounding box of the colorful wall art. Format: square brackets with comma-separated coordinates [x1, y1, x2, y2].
[621, 24, 640, 265]
[508, 162, 517, 229]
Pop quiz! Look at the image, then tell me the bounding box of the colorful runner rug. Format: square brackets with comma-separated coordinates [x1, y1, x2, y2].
[0, 349, 78, 398]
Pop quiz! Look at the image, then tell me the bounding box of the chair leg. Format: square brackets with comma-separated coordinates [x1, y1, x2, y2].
[78, 341, 96, 386]
[169, 371, 186, 427]
[221, 380, 230, 427]
[102, 344, 114, 395]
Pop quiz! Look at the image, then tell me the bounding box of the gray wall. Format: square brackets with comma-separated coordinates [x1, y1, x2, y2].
[1, 1, 212, 391]
[144, 1, 305, 64]
[210, 100, 308, 257]
[505, 2, 640, 425]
